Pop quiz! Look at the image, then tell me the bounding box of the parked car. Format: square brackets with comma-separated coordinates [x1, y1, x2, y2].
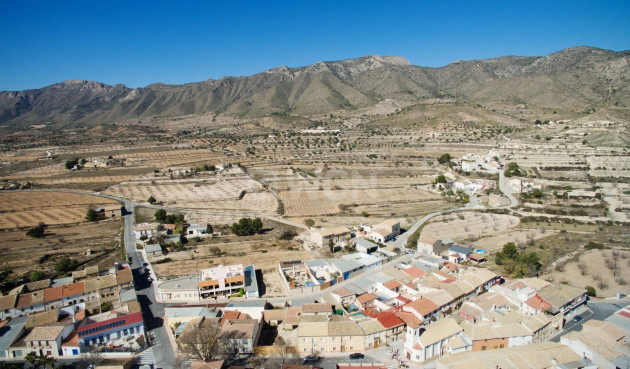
[572, 315, 583, 322]
[349, 353, 365, 359]
[147, 277, 153, 282]
[303, 354, 320, 363]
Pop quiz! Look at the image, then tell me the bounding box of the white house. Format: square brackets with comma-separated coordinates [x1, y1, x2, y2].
[405, 318, 469, 363]
[133, 223, 160, 239]
[187, 224, 209, 237]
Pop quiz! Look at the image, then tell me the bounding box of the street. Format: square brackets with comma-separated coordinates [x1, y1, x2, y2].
[551, 299, 630, 342]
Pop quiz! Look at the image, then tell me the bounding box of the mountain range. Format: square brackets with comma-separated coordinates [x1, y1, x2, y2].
[1, 46, 628, 127]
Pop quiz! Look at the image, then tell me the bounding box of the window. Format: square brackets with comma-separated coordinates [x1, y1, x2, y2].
[72, 349, 79, 355]
[481, 346, 487, 351]
[304, 348, 307, 352]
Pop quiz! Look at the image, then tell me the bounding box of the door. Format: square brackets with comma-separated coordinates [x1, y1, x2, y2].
[374, 340, 379, 348]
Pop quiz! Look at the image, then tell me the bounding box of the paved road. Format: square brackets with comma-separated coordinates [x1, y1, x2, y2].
[121, 202, 177, 369]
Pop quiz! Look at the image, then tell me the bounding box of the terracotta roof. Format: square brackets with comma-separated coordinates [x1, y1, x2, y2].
[0, 294, 17, 310]
[403, 266, 426, 279]
[219, 310, 242, 326]
[199, 280, 219, 288]
[405, 298, 439, 317]
[225, 275, 244, 284]
[220, 319, 258, 340]
[116, 268, 133, 285]
[62, 282, 84, 297]
[524, 296, 552, 312]
[62, 331, 79, 347]
[383, 280, 402, 290]
[356, 293, 377, 304]
[396, 311, 422, 329]
[375, 311, 405, 329]
[16, 293, 34, 308]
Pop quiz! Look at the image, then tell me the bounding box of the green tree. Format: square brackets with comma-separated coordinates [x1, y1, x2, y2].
[206, 223, 213, 234]
[25, 352, 39, 368]
[502, 242, 519, 260]
[85, 208, 99, 221]
[252, 218, 263, 234]
[435, 174, 447, 183]
[504, 162, 520, 177]
[147, 196, 157, 204]
[585, 285, 596, 297]
[54, 256, 79, 275]
[26, 222, 46, 238]
[37, 354, 56, 369]
[304, 218, 315, 227]
[437, 153, 452, 164]
[154, 209, 167, 222]
[65, 158, 79, 170]
[29, 270, 46, 282]
[361, 211, 370, 217]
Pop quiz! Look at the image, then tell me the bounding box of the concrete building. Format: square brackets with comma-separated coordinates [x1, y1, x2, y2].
[156, 275, 200, 302]
[144, 244, 162, 257]
[367, 219, 400, 243]
[354, 239, 379, 254]
[186, 224, 209, 237]
[341, 252, 384, 271]
[133, 223, 160, 239]
[198, 264, 247, 299]
[309, 227, 352, 248]
[405, 318, 470, 363]
[417, 237, 446, 256]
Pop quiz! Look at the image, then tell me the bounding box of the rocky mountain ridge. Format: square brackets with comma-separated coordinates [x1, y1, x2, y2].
[1, 46, 628, 127]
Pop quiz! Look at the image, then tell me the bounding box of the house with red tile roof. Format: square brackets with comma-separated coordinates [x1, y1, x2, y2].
[355, 293, 378, 309]
[402, 266, 426, 280]
[523, 295, 552, 315]
[402, 298, 440, 323]
[375, 311, 405, 341]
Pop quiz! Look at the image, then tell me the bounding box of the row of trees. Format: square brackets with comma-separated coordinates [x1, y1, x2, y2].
[231, 217, 263, 236]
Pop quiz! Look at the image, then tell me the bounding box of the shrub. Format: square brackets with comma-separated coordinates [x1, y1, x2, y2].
[279, 230, 297, 240]
[304, 219, 315, 227]
[147, 196, 157, 204]
[26, 222, 46, 238]
[54, 256, 79, 274]
[29, 270, 46, 282]
[85, 209, 99, 221]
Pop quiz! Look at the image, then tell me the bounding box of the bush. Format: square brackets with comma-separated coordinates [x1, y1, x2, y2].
[437, 153, 452, 164]
[361, 211, 370, 217]
[231, 217, 263, 236]
[279, 230, 297, 240]
[154, 209, 167, 222]
[54, 256, 79, 274]
[29, 270, 47, 282]
[65, 158, 79, 170]
[153, 258, 172, 264]
[85, 208, 99, 221]
[147, 196, 157, 204]
[304, 218, 315, 227]
[26, 222, 46, 238]
[435, 174, 447, 184]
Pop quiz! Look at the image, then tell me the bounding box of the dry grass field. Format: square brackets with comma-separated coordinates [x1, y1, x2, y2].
[280, 187, 437, 217]
[0, 192, 120, 229]
[0, 220, 122, 279]
[420, 212, 520, 243]
[541, 249, 630, 297]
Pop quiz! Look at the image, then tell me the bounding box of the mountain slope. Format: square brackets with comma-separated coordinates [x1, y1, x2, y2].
[1, 47, 628, 127]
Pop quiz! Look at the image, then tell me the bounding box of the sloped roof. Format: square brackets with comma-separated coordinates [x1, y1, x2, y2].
[538, 284, 586, 309]
[418, 318, 462, 347]
[62, 282, 84, 297]
[302, 303, 332, 314]
[332, 287, 355, 297]
[383, 280, 402, 290]
[298, 321, 328, 337]
[116, 268, 133, 285]
[356, 293, 378, 304]
[375, 312, 405, 329]
[24, 325, 65, 341]
[358, 319, 386, 335]
[524, 295, 552, 312]
[396, 311, 422, 329]
[329, 319, 364, 336]
[405, 298, 439, 317]
[0, 294, 17, 311]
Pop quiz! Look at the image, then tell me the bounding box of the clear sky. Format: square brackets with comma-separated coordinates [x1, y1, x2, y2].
[0, 0, 628, 91]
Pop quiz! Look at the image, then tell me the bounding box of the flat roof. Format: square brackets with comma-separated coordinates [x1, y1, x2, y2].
[226, 300, 266, 308]
[243, 264, 258, 294]
[158, 275, 199, 291]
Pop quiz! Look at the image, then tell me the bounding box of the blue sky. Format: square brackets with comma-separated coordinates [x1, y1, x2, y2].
[0, 1, 628, 91]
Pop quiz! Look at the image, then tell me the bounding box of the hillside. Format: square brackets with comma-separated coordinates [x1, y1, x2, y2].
[0, 46, 628, 128]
